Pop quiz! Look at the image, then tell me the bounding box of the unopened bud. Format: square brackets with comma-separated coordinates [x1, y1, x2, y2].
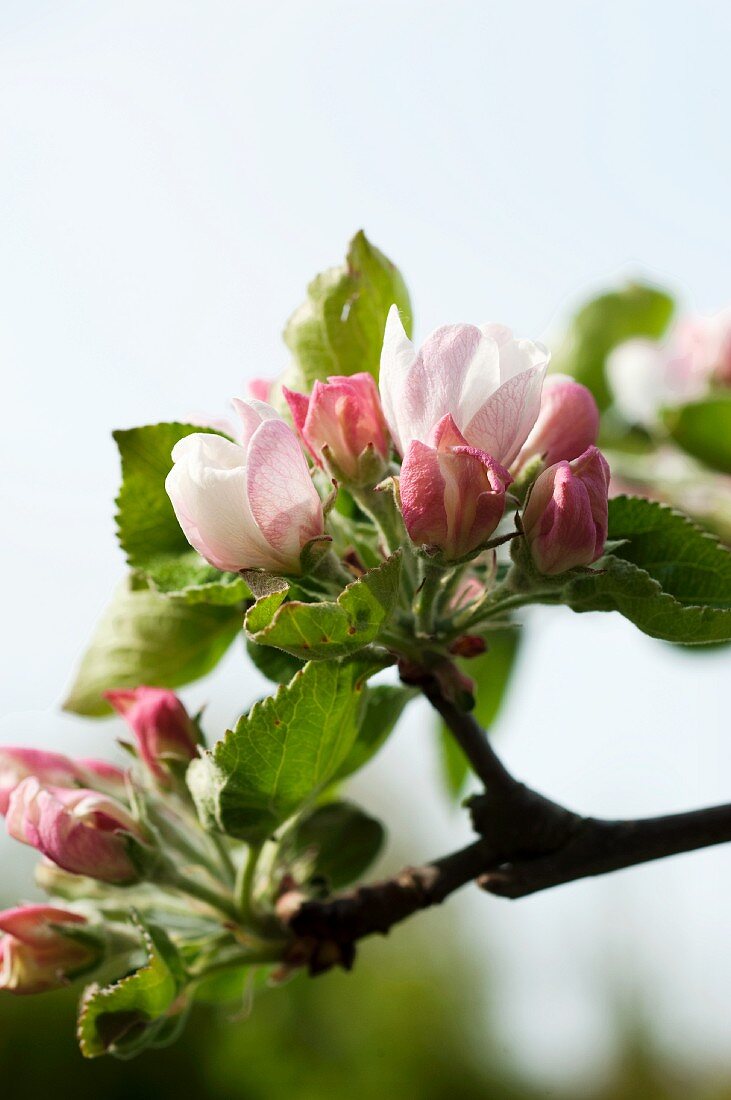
[522, 446, 610, 575]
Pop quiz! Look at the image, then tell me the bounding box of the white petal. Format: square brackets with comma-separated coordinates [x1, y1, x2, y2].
[379, 305, 415, 454]
[166, 434, 274, 572]
[397, 324, 488, 447]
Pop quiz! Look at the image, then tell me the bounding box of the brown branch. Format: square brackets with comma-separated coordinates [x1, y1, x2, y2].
[285, 671, 731, 973]
[480, 802, 731, 898]
[420, 675, 518, 794]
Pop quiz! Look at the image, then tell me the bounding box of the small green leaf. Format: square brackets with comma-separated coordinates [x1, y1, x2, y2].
[114, 422, 250, 605]
[282, 230, 412, 391]
[336, 684, 415, 781]
[188, 653, 388, 842]
[77, 916, 187, 1059]
[563, 496, 731, 644]
[278, 800, 385, 889]
[553, 283, 674, 409]
[663, 393, 731, 475]
[438, 628, 521, 799]
[64, 577, 242, 717]
[245, 553, 401, 660]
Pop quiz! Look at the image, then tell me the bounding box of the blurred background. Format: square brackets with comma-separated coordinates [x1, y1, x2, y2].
[1, 2, 729, 1096]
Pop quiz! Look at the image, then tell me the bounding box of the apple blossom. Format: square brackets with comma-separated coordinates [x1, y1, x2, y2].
[6, 779, 144, 885]
[0, 748, 126, 815]
[379, 306, 549, 466]
[608, 310, 731, 426]
[283, 372, 390, 485]
[399, 414, 511, 560]
[522, 445, 610, 575]
[515, 375, 599, 471]
[105, 687, 198, 784]
[0, 905, 98, 995]
[165, 399, 325, 575]
[675, 309, 731, 388]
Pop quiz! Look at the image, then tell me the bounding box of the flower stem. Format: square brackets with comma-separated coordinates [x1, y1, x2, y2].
[350, 483, 417, 599]
[236, 842, 264, 927]
[210, 832, 237, 886]
[163, 868, 239, 922]
[415, 561, 443, 636]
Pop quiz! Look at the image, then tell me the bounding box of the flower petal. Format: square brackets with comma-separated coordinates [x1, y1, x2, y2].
[464, 363, 546, 466]
[246, 418, 324, 568]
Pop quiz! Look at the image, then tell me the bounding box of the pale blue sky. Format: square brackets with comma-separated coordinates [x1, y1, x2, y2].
[2, 2, 729, 1087]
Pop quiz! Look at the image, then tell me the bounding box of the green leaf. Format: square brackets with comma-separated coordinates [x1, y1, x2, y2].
[336, 684, 415, 781]
[278, 800, 385, 889]
[64, 577, 242, 717]
[563, 495, 731, 644]
[114, 422, 250, 605]
[245, 639, 305, 685]
[282, 230, 412, 391]
[663, 393, 731, 474]
[77, 917, 187, 1059]
[607, 495, 731, 606]
[245, 553, 401, 661]
[553, 283, 674, 409]
[438, 628, 521, 799]
[188, 653, 388, 842]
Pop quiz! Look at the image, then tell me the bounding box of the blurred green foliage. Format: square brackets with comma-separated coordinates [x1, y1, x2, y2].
[0, 912, 533, 1100]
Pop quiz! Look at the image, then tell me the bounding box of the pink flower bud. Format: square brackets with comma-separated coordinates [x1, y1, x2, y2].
[399, 415, 511, 560]
[248, 377, 274, 402]
[284, 372, 390, 485]
[0, 748, 126, 816]
[0, 905, 97, 994]
[515, 375, 599, 470]
[379, 306, 549, 465]
[6, 779, 143, 885]
[522, 446, 611, 575]
[166, 399, 325, 575]
[104, 687, 198, 784]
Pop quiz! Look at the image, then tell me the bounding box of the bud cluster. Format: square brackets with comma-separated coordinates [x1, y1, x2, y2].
[0, 689, 237, 996]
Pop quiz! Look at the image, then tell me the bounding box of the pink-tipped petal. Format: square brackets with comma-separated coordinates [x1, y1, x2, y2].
[246, 417, 324, 569]
[399, 439, 449, 549]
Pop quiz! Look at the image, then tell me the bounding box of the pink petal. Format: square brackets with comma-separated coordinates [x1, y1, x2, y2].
[246, 418, 324, 567]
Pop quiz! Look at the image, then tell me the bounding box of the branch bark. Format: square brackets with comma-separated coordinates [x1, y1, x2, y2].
[286, 670, 731, 972]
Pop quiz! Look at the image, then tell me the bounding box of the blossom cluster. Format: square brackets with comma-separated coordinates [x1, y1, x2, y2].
[0, 688, 200, 994]
[167, 306, 610, 576]
[1, 302, 611, 1005]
